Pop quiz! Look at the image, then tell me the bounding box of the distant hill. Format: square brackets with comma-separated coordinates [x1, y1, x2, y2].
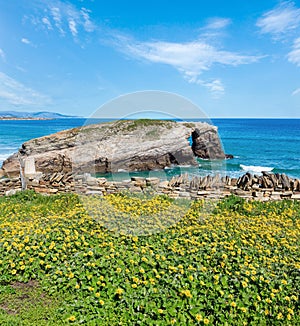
[0, 111, 78, 119]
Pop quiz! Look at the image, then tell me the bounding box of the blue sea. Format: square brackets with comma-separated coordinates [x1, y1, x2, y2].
[0, 118, 299, 179]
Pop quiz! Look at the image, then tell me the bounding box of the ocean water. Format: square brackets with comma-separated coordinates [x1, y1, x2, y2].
[0, 118, 299, 179]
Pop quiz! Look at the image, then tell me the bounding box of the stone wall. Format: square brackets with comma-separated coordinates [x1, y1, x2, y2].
[1, 171, 300, 201]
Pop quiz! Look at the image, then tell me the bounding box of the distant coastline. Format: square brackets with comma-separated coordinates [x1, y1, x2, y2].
[0, 117, 53, 121]
[0, 110, 77, 120]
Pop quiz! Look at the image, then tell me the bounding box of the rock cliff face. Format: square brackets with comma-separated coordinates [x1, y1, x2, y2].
[1, 120, 225, 177]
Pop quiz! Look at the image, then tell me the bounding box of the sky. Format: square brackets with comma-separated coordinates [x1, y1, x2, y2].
[0, 0, 300, 118]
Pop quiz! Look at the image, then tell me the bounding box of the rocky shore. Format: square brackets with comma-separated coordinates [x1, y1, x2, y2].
[1, 171, 300, 201]
[1, 118, 299, 201]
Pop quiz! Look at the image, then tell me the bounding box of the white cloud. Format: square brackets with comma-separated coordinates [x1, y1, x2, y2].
[35, 1, 95, 39]
[68, 19, 78, 37]
[292, 87, 300, 95]
[42, 17, 53, 30]
[197, 79, 225, 97]
[257, 1, 300, 37]
[0, 72, 50, 106]
[112, 34, 261, 95]
[80, 8, 95, 32]
[205, 18, 231, 30]
[288, 37, 300, 65]
[51, 7, 64, 35]
[21, 38, 31, 45]
[257, 2, 300, 68]
[0, 48, 5, 61]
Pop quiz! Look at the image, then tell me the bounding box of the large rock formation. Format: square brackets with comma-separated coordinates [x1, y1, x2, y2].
[192, 127, 225, 159]
[1, 120, 225, 177]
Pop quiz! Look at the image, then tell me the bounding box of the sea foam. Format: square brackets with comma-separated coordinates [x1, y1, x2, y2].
[240, 164, 274, 173]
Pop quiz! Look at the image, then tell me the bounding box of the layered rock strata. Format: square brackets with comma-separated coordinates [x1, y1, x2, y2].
[1, 120, 225, 177]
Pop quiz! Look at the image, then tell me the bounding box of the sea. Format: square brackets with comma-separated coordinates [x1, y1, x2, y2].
[0, 118, 299, 179]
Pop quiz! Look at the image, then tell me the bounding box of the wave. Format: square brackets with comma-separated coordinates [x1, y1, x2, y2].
[240, 164, 274, 173]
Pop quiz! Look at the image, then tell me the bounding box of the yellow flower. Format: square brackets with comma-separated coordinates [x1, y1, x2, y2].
[241, 281, 248, 288]
[11, 269, 17, 275]
[157, 309, 164, 314]
[180, 289, 192, 298]
[195, 314, 203, 322]
[116, 267, 122, 273]
[95, 292, 100, 297]
[88, 251, 93, 256]
[277, 313, 283, 320]
[132, 284, 137, 288]
[68, 316, 76, 322]
[99, 300, 104, 305]
[203, 318, 210, 325]
[230, 302, 237, 308]
[116, 288, 123, 295]
[75, 284, 80, 289]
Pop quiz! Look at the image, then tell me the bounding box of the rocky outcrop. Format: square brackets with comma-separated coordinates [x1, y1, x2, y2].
[1, 120, 225, 177]
[192, 127, 225, 159]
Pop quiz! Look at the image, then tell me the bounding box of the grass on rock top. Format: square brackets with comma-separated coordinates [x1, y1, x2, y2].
[0, 190, 299, 325]
[80, 119, 177, 134]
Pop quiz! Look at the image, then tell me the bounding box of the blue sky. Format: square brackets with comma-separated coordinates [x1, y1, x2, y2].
[0, 0, 300, 117]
